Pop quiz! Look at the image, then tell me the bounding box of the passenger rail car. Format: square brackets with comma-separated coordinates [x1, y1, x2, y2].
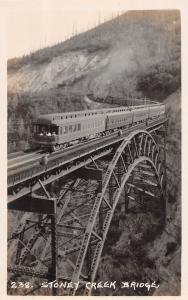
[31, 104, 165, 151]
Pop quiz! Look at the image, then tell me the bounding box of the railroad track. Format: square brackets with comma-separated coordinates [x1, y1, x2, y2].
[8, 151, 42, 168]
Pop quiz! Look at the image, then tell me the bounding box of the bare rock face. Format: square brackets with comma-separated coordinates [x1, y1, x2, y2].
[8, 50, 110, 94]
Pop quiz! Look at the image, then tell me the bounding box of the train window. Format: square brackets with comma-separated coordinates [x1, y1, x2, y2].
[73, 124, 77, 132]
[78, 123, 81, 131]
[65, 126, 68, 134]
[69, 125, 72, 132]
[60, 127, 62, 135]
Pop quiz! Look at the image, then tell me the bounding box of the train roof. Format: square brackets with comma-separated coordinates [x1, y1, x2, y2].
[33, 113, 105, 125]
[34, 107, 127, 123]
[34, 103, 163, 124]
[39, 106, 127, 118]
[38, 105, 157, 117]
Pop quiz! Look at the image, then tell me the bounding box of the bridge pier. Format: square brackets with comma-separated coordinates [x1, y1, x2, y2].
[50, 213, 58, 296]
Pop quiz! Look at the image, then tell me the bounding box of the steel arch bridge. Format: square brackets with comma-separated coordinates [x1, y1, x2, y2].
[7, 124, 167, 296]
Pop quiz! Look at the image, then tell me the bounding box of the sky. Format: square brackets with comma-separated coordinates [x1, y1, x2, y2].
[1, 0, 185, 59]
[2, 0, 127, 58]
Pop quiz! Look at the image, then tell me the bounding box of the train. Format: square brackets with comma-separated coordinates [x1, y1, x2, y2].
[31, 103, 166, 151]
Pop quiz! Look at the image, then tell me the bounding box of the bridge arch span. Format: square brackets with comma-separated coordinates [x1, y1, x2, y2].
[71, 130, 166, 295]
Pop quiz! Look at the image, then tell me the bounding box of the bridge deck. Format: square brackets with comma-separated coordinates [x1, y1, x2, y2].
[8, 117, 168, 204]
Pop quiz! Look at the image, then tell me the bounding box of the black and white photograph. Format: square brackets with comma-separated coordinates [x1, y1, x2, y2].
[3, 0, 183, 297]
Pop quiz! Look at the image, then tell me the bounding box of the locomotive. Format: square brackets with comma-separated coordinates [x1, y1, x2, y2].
[31, 104, 165, 151]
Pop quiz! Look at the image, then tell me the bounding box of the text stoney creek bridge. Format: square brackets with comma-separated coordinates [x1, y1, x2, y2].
[7, 112, 168, 296]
